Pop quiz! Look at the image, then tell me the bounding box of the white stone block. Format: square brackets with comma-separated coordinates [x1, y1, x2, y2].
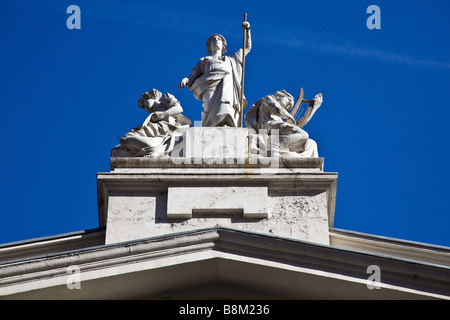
[171, 127, 248, 164]
[167, 186, 268, 219]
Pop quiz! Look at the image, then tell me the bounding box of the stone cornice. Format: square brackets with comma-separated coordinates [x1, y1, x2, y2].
[1, 227, 449, 299]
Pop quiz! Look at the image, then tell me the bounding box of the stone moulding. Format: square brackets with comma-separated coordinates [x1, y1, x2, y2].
[110, 156, 325, 170]
[1, 227, 449, 299]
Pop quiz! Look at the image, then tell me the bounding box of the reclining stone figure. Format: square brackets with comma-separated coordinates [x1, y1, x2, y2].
[111, 89, 191, 158]
[244, 90, 322, 157]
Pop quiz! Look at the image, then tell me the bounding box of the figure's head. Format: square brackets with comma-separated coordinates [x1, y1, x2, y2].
[206, 34, 227, 55]
[138, 89, 162, 111]
[274, 90, 294, 111]
[144, 89, 162, 100]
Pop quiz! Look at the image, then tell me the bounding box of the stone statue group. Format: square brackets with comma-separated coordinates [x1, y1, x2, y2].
[112, 19, 323, 158]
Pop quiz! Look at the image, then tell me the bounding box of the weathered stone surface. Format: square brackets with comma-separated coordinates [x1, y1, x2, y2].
[104, 188, 330, 245]
[106, 194, 163, 244]
[100, 165, 337, 245]
[268, 192, 329, 242]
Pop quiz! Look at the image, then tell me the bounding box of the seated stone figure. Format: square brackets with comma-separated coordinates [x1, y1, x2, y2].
[244, 90, 321, 157]
[111, 89, 191, 157]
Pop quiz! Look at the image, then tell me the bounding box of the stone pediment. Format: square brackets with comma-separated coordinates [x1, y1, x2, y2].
[1, 227, 449, 300]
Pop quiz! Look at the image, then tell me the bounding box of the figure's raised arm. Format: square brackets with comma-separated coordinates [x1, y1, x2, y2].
[241, 20, 251, 56]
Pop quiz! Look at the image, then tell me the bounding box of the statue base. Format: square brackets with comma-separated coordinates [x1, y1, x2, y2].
[98, 128, 337, 245]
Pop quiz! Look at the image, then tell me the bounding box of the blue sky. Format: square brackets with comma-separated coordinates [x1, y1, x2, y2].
[1, 0, 449, 247]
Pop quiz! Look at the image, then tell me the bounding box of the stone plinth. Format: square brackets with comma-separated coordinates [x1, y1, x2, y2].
[98, 128, 337, 245]
[98, 161, 336, 246]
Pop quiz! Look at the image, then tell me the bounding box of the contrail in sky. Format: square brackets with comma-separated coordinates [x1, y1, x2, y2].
[259, 33, 450, 71]
[6, 0, 449, 70]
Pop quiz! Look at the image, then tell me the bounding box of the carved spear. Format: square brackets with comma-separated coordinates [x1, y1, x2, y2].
[240, 13, 248, 127]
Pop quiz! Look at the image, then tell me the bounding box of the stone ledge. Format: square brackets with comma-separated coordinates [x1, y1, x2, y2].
[110, 156, 324, 171]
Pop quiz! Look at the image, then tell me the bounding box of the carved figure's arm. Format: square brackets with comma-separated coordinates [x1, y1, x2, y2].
[242, 21, 252, 56]
[178, 61, 202, 89]
[267, 98, 296, 125]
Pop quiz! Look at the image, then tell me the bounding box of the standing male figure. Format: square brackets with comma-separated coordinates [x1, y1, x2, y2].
[179, 19, 251, 127]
